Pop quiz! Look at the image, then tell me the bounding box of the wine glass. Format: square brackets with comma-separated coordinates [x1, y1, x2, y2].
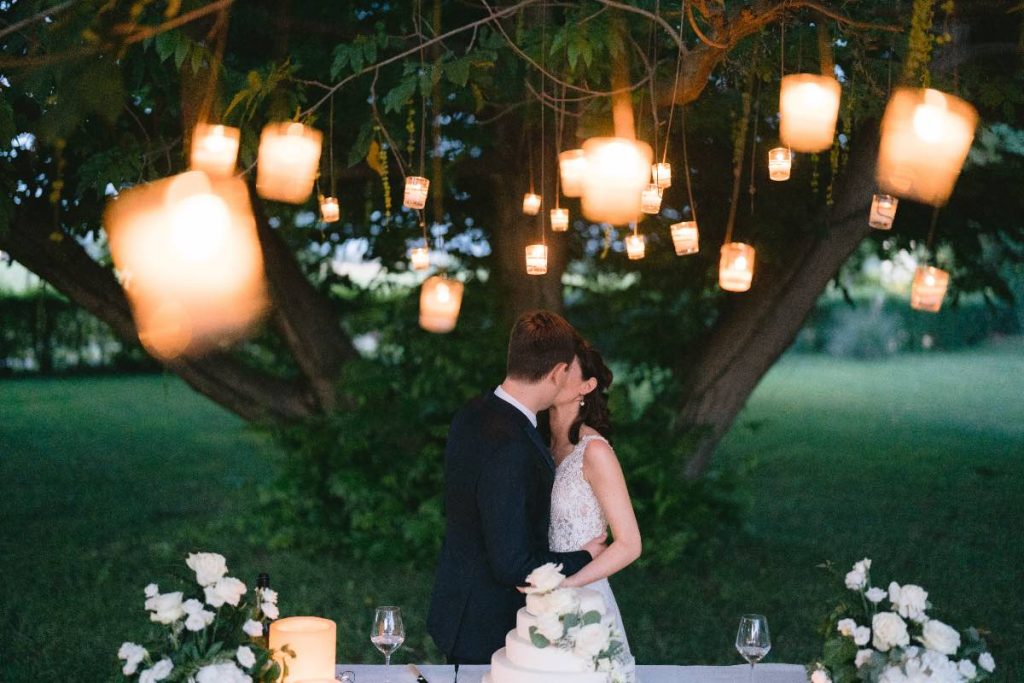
[736, 614, 771, 682]
[371, 606, 405, 683]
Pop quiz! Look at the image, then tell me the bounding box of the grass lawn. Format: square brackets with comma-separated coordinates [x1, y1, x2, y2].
[1, 339, 1022, 681]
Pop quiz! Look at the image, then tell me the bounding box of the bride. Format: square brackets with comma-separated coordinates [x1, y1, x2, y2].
[541, 339, 641, 671]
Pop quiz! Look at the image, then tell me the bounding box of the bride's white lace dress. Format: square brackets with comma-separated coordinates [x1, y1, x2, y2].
[549, 434, 636, 675]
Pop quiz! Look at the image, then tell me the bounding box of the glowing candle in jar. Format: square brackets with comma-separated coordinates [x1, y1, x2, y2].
[525, 243, 548, 275]
[269, 617, 336, 682]
[768, 147, 792, 181]
[719, 242, 756, 292]
[190, 124, 240, 177]
[640, 184, 663, 215]
[550, 208, 569, 232]
[910, 265, 950, 312]
[652, 162, 672, 189]
[670, 221, 700, 256]
[558, 149, 586, 197]
[319, 196, 340, 223]
[580, 137, 653, 225]
[256, 122, 323, 204]
[522, 192, 542, 216]
[876, 88, 978, 206]
[868, 193, 898, 230]
[779, 74, 842, 153]
[419, 276, 464, 333]
[625, 233, 646, 260]
[403, 176, 430, 210]
[409, 246, 430, 271]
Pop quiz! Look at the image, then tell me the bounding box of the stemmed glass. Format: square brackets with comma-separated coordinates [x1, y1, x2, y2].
[736, 614, 771, 682]
[371, 606, 405, 683]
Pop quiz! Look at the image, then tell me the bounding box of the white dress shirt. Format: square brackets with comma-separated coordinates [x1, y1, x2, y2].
[493, 385, 538, 428]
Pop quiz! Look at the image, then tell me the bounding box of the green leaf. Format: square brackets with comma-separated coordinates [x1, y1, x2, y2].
[581, 610, 602, 625]
[0, 96, 15, 144]
[154, 32, 176, 62]
[174, 38, 190, 69]
[528, 628, 550, 648]
[383, 77, 417, 114]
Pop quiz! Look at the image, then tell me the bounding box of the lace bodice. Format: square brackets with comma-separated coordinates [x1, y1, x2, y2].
[549, 435, 609, 553]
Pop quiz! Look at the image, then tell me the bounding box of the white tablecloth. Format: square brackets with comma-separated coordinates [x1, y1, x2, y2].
[336, 663, 808, 683]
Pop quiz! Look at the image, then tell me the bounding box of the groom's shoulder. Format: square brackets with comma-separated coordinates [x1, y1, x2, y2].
[451, 392, 521, 440]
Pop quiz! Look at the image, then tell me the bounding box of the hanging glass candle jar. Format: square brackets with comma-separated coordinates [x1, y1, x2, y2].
[670, 221, 700, 256]
[768, 147, 793, 181]
[558, 149, 586, 197]
[525, 244, 548, 275]
[419, 276, 464, 333]
[640, 184, 663, 215]
[409, 246, 430, 271]
[403, 176, 430, 210]
[580, 137, 653, 225]
[719, 242, 756, 292]
[550, 208, 569, 232]
[319, 196, 340, 223]
[910, 265, 950, 312]
[652, 162, 672, 189]
[868, 193, 898, 230]
[625, 233, 646, 260]
[256, 122, 323, 204]
[190, 124, 240, 177]
[779, 74, 842, 153]
[522, 192, 542, 216]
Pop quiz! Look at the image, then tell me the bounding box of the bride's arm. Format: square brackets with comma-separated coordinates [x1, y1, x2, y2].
[560, 440, 642, 588]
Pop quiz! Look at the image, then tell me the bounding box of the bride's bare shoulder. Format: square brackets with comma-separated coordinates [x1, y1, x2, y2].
[580, 429, 618, 464]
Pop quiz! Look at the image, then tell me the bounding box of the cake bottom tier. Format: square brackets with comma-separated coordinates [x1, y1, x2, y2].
[489, 648, 607, 683]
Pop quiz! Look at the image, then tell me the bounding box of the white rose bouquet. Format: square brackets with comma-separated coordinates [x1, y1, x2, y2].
[522, 564, 629, 683]
[115, 552, 281, 683]
[808, 559, 996, 683]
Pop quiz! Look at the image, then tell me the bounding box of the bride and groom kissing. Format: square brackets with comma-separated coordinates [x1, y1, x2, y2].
[428, 310, 641, 668]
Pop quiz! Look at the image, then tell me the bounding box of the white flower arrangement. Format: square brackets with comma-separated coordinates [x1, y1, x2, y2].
[115, 552, 281, 682]
[809, 559, 996, 683]
[523, 564, 629, 683]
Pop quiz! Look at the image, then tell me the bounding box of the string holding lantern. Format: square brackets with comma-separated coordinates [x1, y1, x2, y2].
[525, 244, 548, 275]
[403, 176, 430, 210]
[652, 163, 672, 189]
[719, 242, 756, 292]
[419, 276, 464, 333]
[409, 246, 430, 271]
[319, 196, 340, 223]
[779, 74, 842, 153]
[910, 265, 950, 312]
[670, 221, 700, 256]
[256, 122, 323, 204]
[625, 231, 646, 261]
[640, 184, 663, 215]
[768, 147, 793, 181]
[550, 208, 569, 232]
[522, 193, 542, 216]
[190, 124, 240, 177]
[580, 137, 653, 226]
[876, 88, 978, 206]
[558, 149, 586, 197]
[869, 194, 899, 230]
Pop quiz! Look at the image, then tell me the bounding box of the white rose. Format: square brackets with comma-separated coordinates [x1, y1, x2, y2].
[865, 587, 887, 604]
[837, 619, 857, 637]
[888, 582, 929, 623]
[535, 612, 564, 642]
[236, 645, 256, 668]
[260, 588, 278, 604]
[186, 552, 229, 587]
[845, 568, 867, 591]
[144, 583, 159, 598]
[118, 642, 148, 676]
[854, 626, 871, 646]
[524, 563, 565, 594]
[877, 664, 906, 683]
[204, 577, 247, 608]
[919, 619, 961, 656]
[139, 658, 173, 683]
[525, 592, 550, 616]
[958, 659, 977, 680]
[185, 607, 216, 632]
[573, 622, 612, 659]
[810, 669, 832, 683]
[978, 653, 995, 673]
[145, 591, 185, 625]
[855, 650, 874, 669]
[195, 661, 251, 683]
[243, 619, 264, 637]
[872, 612, 910, 652]
[578, 590, 608, 617]
[544, 589, 580, 616]
[921, 650, 960, 682]
[261, 601, 279, 620]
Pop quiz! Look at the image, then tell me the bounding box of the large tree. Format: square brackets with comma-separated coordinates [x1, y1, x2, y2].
[1, 0, 1021, 476]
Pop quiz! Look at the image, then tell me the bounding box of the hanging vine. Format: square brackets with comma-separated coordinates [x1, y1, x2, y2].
[903, 0, 939, 86]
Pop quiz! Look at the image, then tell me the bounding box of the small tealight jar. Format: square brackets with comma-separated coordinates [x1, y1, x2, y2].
[652, 162, 672, 189]
[910, 265, 949, 312]
[768, 147, 792, 181]
[522, 193, 542, 216]
[670, 221, 700, 256]
[409, 247, 430, 271]
[640, 185, 663, 215]
[869, 193, 899, 230]
[256, 122, 323, 204]
[420, 276, 464, 333]
[719, 242, 756, 292]
[525, 244, 548, 275]
[550, 208, 569, 233]
[403, 176, 430, 210]
[190, 124, 240, 177]
[625, 233, 646, 260]
[319, 196, 340, 223]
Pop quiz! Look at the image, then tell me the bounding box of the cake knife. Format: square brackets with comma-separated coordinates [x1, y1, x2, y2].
[407, 663, 429, 683]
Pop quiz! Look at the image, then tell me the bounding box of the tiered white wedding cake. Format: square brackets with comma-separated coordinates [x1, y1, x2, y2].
[483, 565, 628, 683]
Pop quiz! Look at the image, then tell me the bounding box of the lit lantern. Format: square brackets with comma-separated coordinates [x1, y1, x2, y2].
[105, 171, 268, 360]
[419, 276, 464, 333]
[652, 162, 672, 189]
[670, 221, 700, 256]
[581, 137, 653, 225]
[719, 242, 756, 292]
[256, 122, 323, 204]
[868, 193, 899, 230]
[190, 124, 240, 177]
[269, 617, 337, 682]
[625, 233, 646, 260]
[525, 243, 548, 275]
[319, 196, 340, 223]
[640, 184, 663, 215]
[779, 74, 842, 153]
[768, 147, 792, 181]
[409, 246, 430, 271]
[550, 208, 569, 232]
[523, 192, 542, 216]
[876, 88, 978, 206]
[403, 175, 430, 210]
[558, 149, 586, 197]
[910, 265, 950, 312]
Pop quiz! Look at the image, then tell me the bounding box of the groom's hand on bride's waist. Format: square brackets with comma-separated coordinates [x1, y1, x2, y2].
[582, 532, 608, 560]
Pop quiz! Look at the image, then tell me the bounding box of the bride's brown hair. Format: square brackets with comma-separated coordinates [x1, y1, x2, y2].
[540, 340, 614, 446]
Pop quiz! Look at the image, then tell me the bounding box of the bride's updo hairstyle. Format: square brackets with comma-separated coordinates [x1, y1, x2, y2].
[569, 341, 614, 445]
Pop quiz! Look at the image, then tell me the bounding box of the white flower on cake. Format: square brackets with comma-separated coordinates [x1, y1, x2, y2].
[535, 612, 565, 642]
[865, 586, 887, 604]
[195, 661, 252, 683]
[186, 552, 229, 587]
[524, 563, 565, 594]
[888, 582, 928, 623]
[978, 652, 995, 673]
[205, 576, 247, 608]
[236, 644, 256, 668]
[918, 619, 961, 655]
[243, 618, 264, 637]
[145, 591, 185, 624]
[872, 612, 910, 652]
[139, 658, 173, 683]
[118, 642, 148, 676]
[574, 622, 613, 659]
[545, 588, 580, 616]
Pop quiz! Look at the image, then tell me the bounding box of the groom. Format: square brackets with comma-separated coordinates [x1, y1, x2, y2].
[427, 311, 606, 664]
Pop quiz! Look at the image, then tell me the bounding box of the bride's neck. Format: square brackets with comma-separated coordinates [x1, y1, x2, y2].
[547, 404, 578, 446]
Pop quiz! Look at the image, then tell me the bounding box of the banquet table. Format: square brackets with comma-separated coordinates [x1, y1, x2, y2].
[335, 664, 809, 683]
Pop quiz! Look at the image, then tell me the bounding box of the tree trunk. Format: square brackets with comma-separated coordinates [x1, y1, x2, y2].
[675, 126, 879, 479]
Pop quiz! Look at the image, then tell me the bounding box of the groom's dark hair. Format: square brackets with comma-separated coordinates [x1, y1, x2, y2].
[506, 310, 578, 382]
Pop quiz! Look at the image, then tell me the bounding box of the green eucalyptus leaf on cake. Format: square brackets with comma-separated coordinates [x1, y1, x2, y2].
[582, 610, 602, 626]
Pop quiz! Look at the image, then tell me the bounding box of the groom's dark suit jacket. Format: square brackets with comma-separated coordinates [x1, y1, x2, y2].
[427, 392, 592, 664]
